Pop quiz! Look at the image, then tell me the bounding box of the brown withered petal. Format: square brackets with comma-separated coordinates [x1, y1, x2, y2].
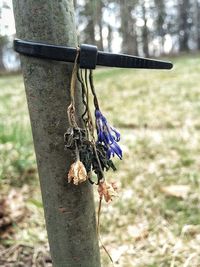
[68, 160, 87, 185]
[98, 181, 118, 202]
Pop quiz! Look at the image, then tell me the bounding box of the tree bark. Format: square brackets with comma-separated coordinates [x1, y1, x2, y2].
[194, 0, 200, 50]
[178, 0, 190, 52]
[12, 1, 101, 267]
[141, 1, 149, 57]
[82, 0, 96, 44]
[96, 0, 104, 51]
[107, 24, 113, 52]
[0, 45, 5, 72]
[119, 0, 138, 55]
[0, 37, 6, 72]
[154, 0, 166, 54]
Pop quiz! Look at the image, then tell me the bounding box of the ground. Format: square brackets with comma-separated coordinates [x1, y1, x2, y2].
[0, 54, 200, 266]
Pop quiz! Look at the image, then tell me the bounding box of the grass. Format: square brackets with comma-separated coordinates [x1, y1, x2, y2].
[1, 54, 200, 266]
[0, 75, 36, 186]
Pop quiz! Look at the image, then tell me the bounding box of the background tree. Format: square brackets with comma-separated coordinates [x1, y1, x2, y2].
[178, 0, 192, 52]
[119, 0, 138, 55]
[0, 36, 7, 71]
[0, 1, 9, 71]
[80, 0, 96, 44]
[140, 0, 149, 56]
[193, 0, 200, 50]
[77, 0, 104, 50]
[2, 0, 200, 74]
[96, 0, 104, 50]
[153, 0, 166, 54]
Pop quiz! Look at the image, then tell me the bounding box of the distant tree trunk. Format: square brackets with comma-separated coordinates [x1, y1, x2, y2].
[0, 4, 6, 72]
[85, 20, 95, 44]
[0, 44, 5, 71]
[83, 0, 96, 44]
[0, 37, 6, 72]
[107, 24, 113, 52]
[141, 1, 149, 57]
[194, 0, 200, 50]
[96, 0, 104, 50]
[178, 0, 190, 52]
[119, 0, 138, 55]
[197, 4, 200, 49]
[154, 0, 166, 54]
[73, 0, 77, 8]
[78, 0, 104, 48]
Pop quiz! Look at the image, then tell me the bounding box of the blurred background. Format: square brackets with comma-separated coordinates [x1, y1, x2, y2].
[0, 0, 200, 266]
[1, 0, 200, 72]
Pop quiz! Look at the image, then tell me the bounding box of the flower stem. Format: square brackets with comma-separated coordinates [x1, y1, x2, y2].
[89, 70, 100, 110]
[69, 48, 80, 107]
[67, 48, 80, 128]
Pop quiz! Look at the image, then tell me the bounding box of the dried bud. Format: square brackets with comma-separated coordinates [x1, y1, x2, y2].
[98, 181, 118, 202]
[68, 160, 87, 185]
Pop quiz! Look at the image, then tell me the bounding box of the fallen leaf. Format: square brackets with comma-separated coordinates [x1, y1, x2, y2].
[160, 185, 190, 199]
[127, 224, 149, 241]
[182, 224, 200, 235]
[0, 189, 27, 236]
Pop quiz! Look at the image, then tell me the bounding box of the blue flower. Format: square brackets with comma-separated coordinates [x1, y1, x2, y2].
[106, 142, 122, 160]
[95, 109, 122, 159]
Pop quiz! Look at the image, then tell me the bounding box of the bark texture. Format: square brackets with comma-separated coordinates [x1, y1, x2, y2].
[178, 0, 190, 52]
[12, 1, 101, 266]
[141, 0, 149, 57]
[119, 0, 138, 55]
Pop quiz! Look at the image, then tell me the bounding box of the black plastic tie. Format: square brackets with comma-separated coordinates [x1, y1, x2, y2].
[13, 39, 173, 70]
[79, 44, 98, 69]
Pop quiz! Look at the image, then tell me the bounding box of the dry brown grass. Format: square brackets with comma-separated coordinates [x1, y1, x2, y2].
[1, 54, 200, 266]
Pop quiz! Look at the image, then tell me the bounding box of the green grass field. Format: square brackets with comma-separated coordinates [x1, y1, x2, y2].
[1, 55, 200, 266]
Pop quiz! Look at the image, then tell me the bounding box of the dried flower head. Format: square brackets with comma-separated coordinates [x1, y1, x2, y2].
[98, 181, 118, 202]
[64, 127, 87, 150]
[68, 160, 87, 185]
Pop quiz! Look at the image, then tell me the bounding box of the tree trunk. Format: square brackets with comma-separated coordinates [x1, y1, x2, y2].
[194, 0, 200, 50]
[107, 24, 113, 52]
[119, 0, 138, 55]
[12, 1, 101, 267]
[154, 0, 166, 54]
[83, 0, 96, 44]
[141, 1, 149, 57]
[0, 45, 5, 72]
[96, 0, 104, 51]
[0, 37, 6, 72]
[178, 0, 190, 52]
